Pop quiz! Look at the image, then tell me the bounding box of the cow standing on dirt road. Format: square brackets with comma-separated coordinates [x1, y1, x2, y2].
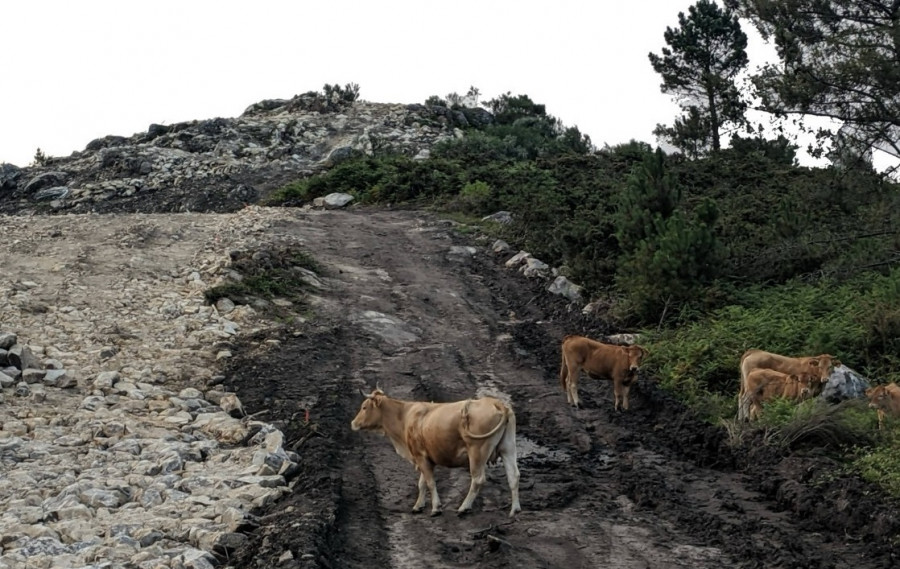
[350, 388, 521, 518]
[559, 335, 648, 410]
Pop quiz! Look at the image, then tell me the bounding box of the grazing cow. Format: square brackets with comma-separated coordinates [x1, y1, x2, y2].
[865, 382, 900, 430]
[744, 369, 815, 421]
[738, 349, 840, 420]
[559, 335, 648, 410]
[350, 388, 521, 518]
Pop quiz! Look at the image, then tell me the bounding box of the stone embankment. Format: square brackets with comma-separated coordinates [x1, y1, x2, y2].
[0, 206, 312, 569]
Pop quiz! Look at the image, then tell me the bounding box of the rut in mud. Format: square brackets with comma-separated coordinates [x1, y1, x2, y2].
[223, 208, 898, 569]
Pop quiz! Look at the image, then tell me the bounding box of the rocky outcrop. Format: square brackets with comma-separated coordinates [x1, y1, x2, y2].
[0, 95, 462, 216]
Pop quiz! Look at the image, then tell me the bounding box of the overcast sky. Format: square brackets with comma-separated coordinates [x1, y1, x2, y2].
[0, 0, 809, 169]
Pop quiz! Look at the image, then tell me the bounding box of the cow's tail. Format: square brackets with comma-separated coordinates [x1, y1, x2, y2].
[737, 351, 753, 421]
[462, 400, 509, 440]
[559, 341, 569, 391]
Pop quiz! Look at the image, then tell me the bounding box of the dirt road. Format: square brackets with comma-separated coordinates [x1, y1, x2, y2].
[224, 208, 897, 569]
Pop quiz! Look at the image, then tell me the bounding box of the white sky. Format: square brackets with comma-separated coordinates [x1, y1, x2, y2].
[0, 0, 876, 171]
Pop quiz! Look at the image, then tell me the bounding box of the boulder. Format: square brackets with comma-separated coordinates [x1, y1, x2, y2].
[820, 364, 870, 403]
[548, 276, 583, 302]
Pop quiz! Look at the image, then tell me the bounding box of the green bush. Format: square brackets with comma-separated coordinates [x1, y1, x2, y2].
[452, 180, 492, 214]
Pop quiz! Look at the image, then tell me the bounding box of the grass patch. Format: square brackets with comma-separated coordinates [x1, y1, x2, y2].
[204, 246, 323, 313]
[767, 399, 876, 450]
[854, 426, 900, 496]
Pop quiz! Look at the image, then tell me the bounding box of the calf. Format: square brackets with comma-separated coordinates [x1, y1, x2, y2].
[866, 382, 900, 430]
[559, 335, 647, 410]
[738, 349, 839, 420]
[351, 388, 521, 517]
[744, 368, 815, 421]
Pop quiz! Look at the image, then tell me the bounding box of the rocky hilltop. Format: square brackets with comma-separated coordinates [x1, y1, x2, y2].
[0, 93, 471, 216]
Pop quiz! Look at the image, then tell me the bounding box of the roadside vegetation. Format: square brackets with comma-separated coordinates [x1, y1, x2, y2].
[204, 246, 322, 319]
[266, 2, 900, 495]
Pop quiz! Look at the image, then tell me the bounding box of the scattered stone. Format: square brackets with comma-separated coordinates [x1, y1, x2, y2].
[521, 257, 550, 278]
[505, 251, 532, 269]
[491, 239, 511, 254]
[8, 344, 40, 370]
[322, 192, 354, 209]
[482, 211, 513, 224]
[215, 298, 236, 314]
[548, 276, 583, 302]
[447, 246, 478, 260]
[219, 393, 245, 417]
[606, 333, 641, 345]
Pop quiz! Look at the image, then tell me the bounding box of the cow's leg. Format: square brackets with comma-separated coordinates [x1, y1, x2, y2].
[560, 353, 570, 400]
[749, 401, 760, 421]
[621, 382, 631, 411]
[565, 358, 581, 407]
[415, 460, 442, 516]
[878, 409, 885, 431]
[412, 472, 428, 513]
[458, 446, 489, 515]
[498, 422, 521, 517]
[613, 380, 622, 411]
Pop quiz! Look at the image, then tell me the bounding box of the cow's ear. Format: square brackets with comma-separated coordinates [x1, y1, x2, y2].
[808, 358, 820, 367]
[833, 359, 842, 367]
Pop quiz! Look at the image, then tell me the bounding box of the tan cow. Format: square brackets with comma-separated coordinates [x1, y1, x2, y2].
[866, 382, 900, 430]
[350, 388, 521, 518]
[738, 349, 840, 420]
[744, 369, 815, 421]
[559, 335, 648, 410]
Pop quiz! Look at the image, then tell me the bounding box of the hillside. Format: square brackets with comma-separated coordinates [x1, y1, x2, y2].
[1, 94, 898, 568]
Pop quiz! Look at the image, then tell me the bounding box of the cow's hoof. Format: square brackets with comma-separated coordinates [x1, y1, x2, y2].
[430, 509, 443, 517]
[456, 508, 472, 518]
[412, 506, 424, 514]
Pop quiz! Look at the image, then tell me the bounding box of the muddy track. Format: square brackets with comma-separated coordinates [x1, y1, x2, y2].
[224, 208, 898, 569]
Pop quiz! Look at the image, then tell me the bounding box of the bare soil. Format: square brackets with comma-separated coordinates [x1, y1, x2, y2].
[218, 208, 898, 569]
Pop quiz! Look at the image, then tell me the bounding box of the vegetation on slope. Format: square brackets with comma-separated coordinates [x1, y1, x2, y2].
[266, 76, 900, 493]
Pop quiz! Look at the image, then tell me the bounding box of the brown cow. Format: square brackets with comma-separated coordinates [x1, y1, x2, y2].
[738, 349, 840, 420]
[744, 369, 815, 421]
[559, 335, 648, 410]
[866, 382, 900, 430]
[350, 388, 521, 517]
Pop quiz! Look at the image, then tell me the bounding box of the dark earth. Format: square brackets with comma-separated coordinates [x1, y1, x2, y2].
[221, 207, 898, 569]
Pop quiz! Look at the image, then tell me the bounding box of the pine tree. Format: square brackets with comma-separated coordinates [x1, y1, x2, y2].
[649, 0, 749, 155]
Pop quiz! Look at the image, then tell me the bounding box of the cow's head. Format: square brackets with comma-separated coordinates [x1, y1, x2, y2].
[792, 373, 815, 399]
[867, 385, 890, 410]
[807, 354, 841, 382]
[351, 387, 386, 431]
[625, 345, 648, 373]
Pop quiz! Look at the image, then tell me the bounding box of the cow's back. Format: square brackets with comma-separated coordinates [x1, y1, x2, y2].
[746, 368, 792, 398]
[413, 399, 509, 469]
[565, 336, 619, 377]
[742, 350, 799, 377]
